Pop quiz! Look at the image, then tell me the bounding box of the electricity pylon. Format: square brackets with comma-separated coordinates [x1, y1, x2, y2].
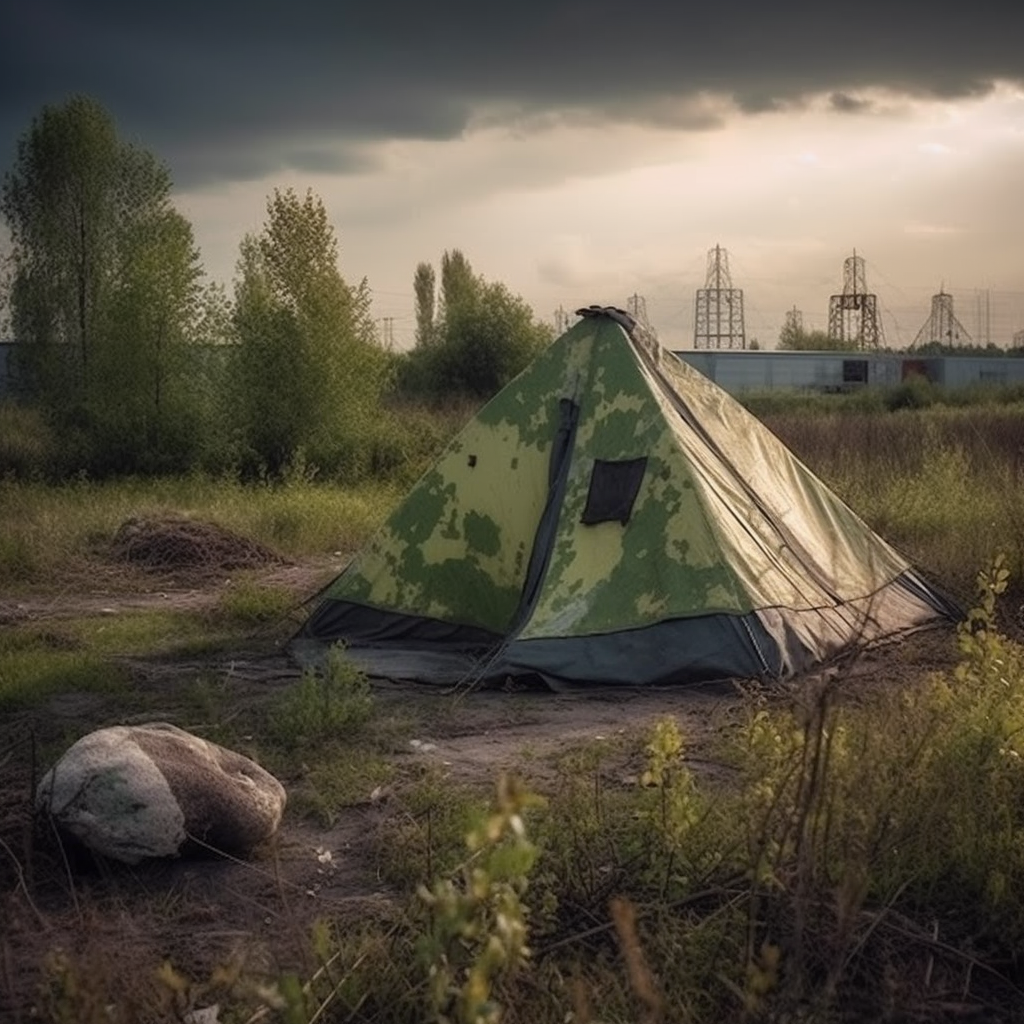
[827, 251, 884, 350]
[694, 245, 746, 349]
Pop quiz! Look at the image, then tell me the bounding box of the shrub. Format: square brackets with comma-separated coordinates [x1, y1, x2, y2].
[885, 373, 939, 411]
[0, 401, 55, 478]
[271, 643, 374, 746]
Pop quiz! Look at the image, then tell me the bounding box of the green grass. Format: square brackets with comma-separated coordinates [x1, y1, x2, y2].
[213, 578, 298, 625]
[284, 748, 398, 827]
[0, 474, 402, 584]
[0, 605, 289, 709]
[373, 766, 492, 888]
[0, 644, 130, 708]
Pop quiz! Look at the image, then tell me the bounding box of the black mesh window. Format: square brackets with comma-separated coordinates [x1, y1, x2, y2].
[581, 457, 648, 526]
[842, 360, 868, 384]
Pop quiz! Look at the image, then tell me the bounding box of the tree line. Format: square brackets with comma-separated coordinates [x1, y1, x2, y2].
[776, 318, 1024, 356]
[0, 96, 553, 480]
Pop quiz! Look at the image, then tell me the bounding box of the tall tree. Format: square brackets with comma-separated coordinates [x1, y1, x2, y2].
[231, 187, 389, 478]
[0, 95, 206, 473]
[413, 261, 436, 348]
[439, 249, 477, 321]
[400, 250, 552, 400]
[94, 204, 203, 466]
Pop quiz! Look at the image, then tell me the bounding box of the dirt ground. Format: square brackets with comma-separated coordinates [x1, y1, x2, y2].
[0, 525, 960, 1020]
[0, 539, 768, 1020]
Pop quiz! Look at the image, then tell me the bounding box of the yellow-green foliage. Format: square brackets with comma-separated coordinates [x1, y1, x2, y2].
[513, 563, 1024, 1019]
[706, 558, 1024, 1012]
[638, 717, 704, 892]
[417, 774, 544, 1024]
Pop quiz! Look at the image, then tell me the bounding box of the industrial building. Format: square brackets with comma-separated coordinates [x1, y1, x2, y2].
[4, 340, 1024, 402]
[674, 349, 1024, 395]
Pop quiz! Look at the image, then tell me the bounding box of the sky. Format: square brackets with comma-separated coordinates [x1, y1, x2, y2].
[2, 0, 1023, 350]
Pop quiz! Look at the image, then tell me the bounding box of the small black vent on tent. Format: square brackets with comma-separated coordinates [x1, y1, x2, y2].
[581, 457, 648, 526]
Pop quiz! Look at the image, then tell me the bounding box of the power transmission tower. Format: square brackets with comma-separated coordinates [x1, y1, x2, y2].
[694, 245, 746, 349]
[380, 317, 395, 348]
[827, 251, 884, 350]
[626, 293, 656, 336]
[912, 288, 972, 348]
[553, 305, 571, 334]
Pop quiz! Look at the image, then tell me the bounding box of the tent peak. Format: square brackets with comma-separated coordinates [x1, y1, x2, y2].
[574, 304, 662, 363]
[574, 305, 636, 332]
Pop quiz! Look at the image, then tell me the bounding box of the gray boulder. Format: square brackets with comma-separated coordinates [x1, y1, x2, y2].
[36, 723, 286, 864]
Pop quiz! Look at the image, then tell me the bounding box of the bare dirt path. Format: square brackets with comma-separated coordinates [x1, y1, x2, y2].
[0, 559, 341, 624]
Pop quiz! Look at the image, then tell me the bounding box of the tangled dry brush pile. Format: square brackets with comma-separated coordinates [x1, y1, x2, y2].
[110, 515, 288, 579]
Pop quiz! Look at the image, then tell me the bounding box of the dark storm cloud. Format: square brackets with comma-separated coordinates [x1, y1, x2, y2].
[829, 92, 875, 115]
[2, 0, 1022, 187]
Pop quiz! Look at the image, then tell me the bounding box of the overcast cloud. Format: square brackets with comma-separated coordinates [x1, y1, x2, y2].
[2, 0, 1023, 348]
[4, 0, 1023, 186]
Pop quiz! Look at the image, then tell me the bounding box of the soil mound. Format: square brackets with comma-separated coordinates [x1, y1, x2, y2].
[111, 515, 286, 575]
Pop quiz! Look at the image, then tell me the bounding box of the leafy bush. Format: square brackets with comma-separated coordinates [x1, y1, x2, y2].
[884, 373, 939, 411]
[395, 250, 553, 403]
[0, 401, 55, 478]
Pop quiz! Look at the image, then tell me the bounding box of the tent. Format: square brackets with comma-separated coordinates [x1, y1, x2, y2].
[290, 307, 956, 689]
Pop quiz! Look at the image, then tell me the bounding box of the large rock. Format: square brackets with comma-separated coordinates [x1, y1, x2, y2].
[36, 723, 286, 864]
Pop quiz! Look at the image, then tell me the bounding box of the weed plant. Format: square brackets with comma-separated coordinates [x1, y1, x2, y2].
[270, 643, 374, 748]
[416, 774, 544, 1024]
[213, 578, 297, 625]
[509, 561, 1024, 1020]
[375, 766, 493, 889]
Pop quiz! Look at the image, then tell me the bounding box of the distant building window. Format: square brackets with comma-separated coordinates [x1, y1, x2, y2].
[842, 360, 869, 385]
[979, 369, 1008, 384]
[901, 360, 930, 382]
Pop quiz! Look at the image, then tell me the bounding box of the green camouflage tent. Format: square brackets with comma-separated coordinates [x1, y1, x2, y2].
[291, 307, 956, 688]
